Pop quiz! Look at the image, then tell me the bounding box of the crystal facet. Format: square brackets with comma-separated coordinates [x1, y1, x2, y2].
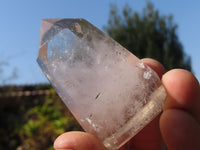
[37, 19, 167, 150]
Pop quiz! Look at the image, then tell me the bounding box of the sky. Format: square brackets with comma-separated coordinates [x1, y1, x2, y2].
[0, 0, 199, 85]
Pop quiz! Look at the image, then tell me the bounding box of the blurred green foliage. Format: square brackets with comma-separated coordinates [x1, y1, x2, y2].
[104, 2, 192, 71]
[0, 85, 82, 150]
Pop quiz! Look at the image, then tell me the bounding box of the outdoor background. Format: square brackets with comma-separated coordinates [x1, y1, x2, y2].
[0, 0, 199, 84]
[0, 0, 199, 149]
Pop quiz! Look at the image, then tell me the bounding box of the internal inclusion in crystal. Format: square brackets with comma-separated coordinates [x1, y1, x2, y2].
[37, 19, 167, 150]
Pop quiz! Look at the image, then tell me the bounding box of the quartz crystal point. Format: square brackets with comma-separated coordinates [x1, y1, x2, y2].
[37, 19, 167, 150]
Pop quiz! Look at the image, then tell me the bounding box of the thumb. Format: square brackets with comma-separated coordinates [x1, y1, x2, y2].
[54, 131, 107, 150]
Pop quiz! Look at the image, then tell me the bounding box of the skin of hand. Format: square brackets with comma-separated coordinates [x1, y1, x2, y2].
[54, 58, 200, 150]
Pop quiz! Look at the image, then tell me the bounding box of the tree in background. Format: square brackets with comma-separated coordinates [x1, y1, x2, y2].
[104, 2, 192, 71]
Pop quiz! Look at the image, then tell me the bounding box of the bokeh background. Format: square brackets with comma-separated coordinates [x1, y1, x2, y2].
[0, 0, 199, 85]
[0, 0, 199, 149]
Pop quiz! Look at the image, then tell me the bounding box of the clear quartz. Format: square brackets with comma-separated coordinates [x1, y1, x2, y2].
[37, 18, 167, 150]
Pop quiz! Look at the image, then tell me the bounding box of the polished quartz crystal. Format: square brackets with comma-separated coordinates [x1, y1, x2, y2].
[37, 19, 167, 150]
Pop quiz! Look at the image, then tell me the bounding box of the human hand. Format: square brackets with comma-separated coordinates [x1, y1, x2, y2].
[54, 58, 200, 150]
